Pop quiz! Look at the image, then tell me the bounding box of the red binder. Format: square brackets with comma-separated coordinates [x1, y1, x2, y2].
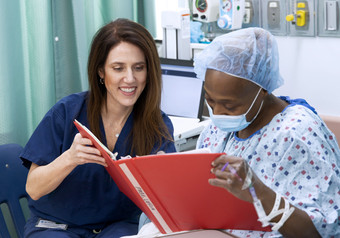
[74, 120, 270, 234]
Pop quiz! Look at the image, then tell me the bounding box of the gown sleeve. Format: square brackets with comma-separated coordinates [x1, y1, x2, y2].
[260, 108, 340, 237]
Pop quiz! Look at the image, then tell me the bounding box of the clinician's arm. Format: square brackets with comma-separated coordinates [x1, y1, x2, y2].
[210, 155, 321, 238]
[26, 133, 107, 200]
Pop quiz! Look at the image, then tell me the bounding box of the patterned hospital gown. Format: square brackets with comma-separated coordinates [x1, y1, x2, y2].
[197, 101, 340, 238]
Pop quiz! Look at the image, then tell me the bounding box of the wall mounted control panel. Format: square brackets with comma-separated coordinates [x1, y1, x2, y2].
[190, 0, 340, 37]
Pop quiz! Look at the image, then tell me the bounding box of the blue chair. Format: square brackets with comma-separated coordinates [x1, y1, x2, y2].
[0, 143, 29, 238]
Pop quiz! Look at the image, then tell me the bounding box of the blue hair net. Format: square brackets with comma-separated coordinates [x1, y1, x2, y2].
[194, 27, 284, 93]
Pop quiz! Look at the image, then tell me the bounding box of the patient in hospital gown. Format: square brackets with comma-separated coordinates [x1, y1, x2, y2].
[127, 27, 340, 238]
[194, 28, 340, 237]
[197, 97, 340, 237]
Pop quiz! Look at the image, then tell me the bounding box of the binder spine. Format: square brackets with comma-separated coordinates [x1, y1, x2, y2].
[119, 164, 173, 234]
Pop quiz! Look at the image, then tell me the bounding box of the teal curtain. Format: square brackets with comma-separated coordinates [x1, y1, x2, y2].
[0, 0, 156, 146]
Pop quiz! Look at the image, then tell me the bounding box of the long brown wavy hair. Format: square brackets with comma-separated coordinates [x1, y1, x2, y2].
[87, 18, 172, 156]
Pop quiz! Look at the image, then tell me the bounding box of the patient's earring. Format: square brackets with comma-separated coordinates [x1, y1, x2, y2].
[99, 78, 104, 85]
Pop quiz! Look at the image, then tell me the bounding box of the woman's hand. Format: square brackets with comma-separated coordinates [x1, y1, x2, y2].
[210, 154, 321, 237]
[65, 133, 107, 167]
[26, 133, 107, 200]
[209, 154, 261, 203]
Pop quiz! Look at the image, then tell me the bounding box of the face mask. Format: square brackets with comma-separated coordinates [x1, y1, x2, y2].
[207, 88, 263, 133]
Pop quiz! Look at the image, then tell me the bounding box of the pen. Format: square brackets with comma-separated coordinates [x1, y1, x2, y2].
[221, 162, 242, 182]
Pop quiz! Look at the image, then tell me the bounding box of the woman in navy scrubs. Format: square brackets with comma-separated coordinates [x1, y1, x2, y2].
[20, 18, 176, 238]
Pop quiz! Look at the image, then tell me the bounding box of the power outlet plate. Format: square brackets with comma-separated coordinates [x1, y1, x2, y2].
[268, 1, 281, 29]
[318, 0, 340, 37]
[261, 0, 287, 35]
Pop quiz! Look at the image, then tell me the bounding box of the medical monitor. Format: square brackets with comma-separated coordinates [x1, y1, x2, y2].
[160, 58, 205, 120]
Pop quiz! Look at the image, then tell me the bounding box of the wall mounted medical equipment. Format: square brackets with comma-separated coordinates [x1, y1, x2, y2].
[285, 0, 316, 36]
[161, 8, 191, 60]
[317, 0, 340, 37]
[243, 0, 253, 24]
[189, 0, 340, 45]
[242, 0, 261, 27]
[192, 0, 220, 41]
[217, 0, 245, 30]
[192, 0, 220, 23]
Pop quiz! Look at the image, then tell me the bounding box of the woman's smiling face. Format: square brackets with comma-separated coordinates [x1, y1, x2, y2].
[99, 41, 147, 110]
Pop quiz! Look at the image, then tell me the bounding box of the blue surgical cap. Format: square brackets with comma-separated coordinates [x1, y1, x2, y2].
[194, 27, 284, 93]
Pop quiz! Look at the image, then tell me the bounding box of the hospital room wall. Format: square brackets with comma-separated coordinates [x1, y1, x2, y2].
[273, 36, 340, 117]
[159, 0, 340, 117]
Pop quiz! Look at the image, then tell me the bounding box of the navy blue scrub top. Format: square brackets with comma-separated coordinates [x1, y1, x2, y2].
[20, 91, 176, 229]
